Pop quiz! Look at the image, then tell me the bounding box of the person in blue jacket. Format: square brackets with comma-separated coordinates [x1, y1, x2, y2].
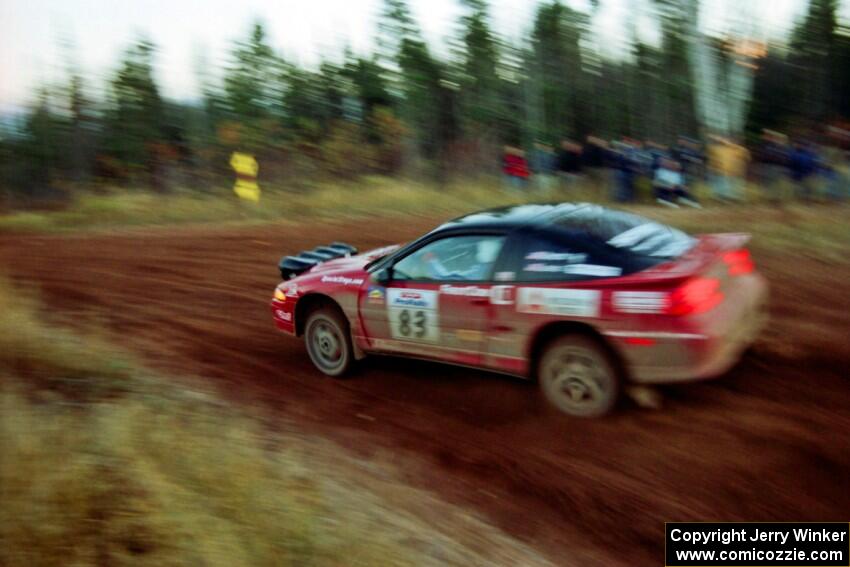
[789, 141, 819, 200]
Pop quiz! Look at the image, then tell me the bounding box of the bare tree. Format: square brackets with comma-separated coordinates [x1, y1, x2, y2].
[684, 0, 760, 137]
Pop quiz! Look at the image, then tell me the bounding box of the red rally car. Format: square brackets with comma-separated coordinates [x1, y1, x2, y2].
[270, 203, 768, 417]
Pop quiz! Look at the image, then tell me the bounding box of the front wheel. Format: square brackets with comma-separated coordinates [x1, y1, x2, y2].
[304, 307, 353, 377]
[538, 335, 620, 417]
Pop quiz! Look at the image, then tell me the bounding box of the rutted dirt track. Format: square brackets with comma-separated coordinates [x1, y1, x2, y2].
[2, 211, 849, 566]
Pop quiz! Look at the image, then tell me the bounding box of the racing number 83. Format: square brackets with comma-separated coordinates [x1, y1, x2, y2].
[387, 289, 439, 343]
[398, 309, 427, 338]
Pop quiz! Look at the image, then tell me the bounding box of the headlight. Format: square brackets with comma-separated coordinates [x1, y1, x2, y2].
[273, 288, 286, 301]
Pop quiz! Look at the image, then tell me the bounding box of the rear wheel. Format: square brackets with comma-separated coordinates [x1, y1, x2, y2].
[538, 335, 619, 417]
[304, 307, 353, 377]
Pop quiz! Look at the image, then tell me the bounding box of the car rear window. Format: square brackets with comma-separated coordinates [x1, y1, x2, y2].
[552, 205, 694, 259]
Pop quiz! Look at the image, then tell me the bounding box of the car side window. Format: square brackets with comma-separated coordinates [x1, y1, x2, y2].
[514, 233, 624, 282]
[393, 235, 506, 282]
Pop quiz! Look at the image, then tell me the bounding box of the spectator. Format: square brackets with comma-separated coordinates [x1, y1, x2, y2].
[530, 141, 557, 194]
[645, 140, 669, 175]
[753, 129, 789, 203]
[583, 135, 611, 191]
[672, 136, 705, 187]
[556, 140, 583, 192]
[629, 138, 655, 185]
[789, 141, 819, 200]
[502, 146, 530, 192]
[611, 140, 642, 203]
[707, 136, 750, 201]
[654, 158, 700, 208]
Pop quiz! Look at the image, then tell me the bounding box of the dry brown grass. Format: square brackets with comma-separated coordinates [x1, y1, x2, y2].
[0, 177, 526, 233]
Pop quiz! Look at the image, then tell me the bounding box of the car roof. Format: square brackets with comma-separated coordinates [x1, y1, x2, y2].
[370, 202, 692, 272]
[437, 202, 601, 232]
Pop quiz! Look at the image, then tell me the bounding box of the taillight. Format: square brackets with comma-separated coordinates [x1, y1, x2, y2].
[723, 249, 754, 275]
[666, 277, 723, 315]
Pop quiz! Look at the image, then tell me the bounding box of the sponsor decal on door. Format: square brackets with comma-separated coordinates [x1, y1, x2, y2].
[517, 287, 600, 317]
[611, 291, 668, 313]
[367, 285, 386, 304]
[439, 284, 490, 297]
[490, 285, 515, 305]
[387, 289, 439, 342]
[321, 275, 364, 285]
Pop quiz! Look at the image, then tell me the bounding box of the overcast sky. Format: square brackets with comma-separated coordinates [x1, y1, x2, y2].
[0, 0, 836, 112]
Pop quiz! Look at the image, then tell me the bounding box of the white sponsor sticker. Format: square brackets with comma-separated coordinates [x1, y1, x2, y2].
[439, 284, 515, 305]
[490, 285, 515, 305]
[387, 289, 439, 342]
[517, 288, 600, 317]
[275, 309, 292, 321]
[523, 263, 564, 273]
[439, 284, 490, 297]
[562, 264, 622, 277]
[321, 275, 364, 286]
[612, 291, 669, 313]
[525, 251, 588, 262]
[523, 263, 621, 277]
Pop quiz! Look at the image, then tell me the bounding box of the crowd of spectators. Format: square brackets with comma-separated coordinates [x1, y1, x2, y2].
[501, 128, 850, 208]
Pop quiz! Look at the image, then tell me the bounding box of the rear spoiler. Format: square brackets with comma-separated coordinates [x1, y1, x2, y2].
[278, 242, 358, 280]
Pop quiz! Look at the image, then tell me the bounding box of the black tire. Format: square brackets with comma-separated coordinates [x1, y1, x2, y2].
[304, 307, 354, 377]
[538, 334, 620, 418]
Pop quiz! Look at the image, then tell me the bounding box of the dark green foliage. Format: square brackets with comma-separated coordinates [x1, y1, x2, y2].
[458, 0, 501, 129]
[3, 0, 850, 200]
[527, 1, 585, 142]
[103, 39, 165, 173]
[748, 0, 845, 135]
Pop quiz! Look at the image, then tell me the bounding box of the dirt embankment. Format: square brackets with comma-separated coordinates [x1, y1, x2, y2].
[2, 210, 849, 566]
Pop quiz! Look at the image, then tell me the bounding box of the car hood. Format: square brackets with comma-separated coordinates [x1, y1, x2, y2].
[303, 244, 400, 276]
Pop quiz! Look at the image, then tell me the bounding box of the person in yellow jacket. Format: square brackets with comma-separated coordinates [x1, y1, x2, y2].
[707, 136, 750, 201]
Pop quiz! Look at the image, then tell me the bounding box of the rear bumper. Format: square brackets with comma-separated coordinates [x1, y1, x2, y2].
[614, 274, 769, 384]
[688, 286, 768, 381]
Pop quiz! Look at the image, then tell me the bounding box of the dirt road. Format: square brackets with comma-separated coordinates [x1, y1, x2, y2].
[2, 211, 849, 565]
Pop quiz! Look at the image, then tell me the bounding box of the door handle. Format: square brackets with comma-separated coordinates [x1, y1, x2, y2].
[471, 298, 489, 306]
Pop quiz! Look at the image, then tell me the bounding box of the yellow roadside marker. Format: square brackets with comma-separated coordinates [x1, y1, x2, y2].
[230, 152, 261, 202]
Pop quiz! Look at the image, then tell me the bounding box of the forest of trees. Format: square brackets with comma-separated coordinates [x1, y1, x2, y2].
[1, 0, 849, 202]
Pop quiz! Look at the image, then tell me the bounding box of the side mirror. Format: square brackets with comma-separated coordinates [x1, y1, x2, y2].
[373, 268, 392, 285]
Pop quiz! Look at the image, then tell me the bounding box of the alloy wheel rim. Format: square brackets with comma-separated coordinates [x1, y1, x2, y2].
[311, 320, 343, 369]
[548, 348, 606, 409]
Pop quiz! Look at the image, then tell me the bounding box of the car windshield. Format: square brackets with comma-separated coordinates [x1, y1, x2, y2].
[393, 235, 505, 281]
[551, 205, 695, 259]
